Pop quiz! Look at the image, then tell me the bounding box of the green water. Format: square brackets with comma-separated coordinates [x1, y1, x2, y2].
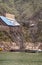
[0, 52, 42, 65]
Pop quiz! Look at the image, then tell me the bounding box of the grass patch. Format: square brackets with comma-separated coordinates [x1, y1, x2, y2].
[0, 52, 42, 65]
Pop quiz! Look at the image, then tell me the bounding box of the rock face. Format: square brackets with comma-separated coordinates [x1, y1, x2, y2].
[25, 42, 42, 50]
[38, 43, 42, 50]
[0, 41, 20, 51]
[0, 41, 42, 51]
